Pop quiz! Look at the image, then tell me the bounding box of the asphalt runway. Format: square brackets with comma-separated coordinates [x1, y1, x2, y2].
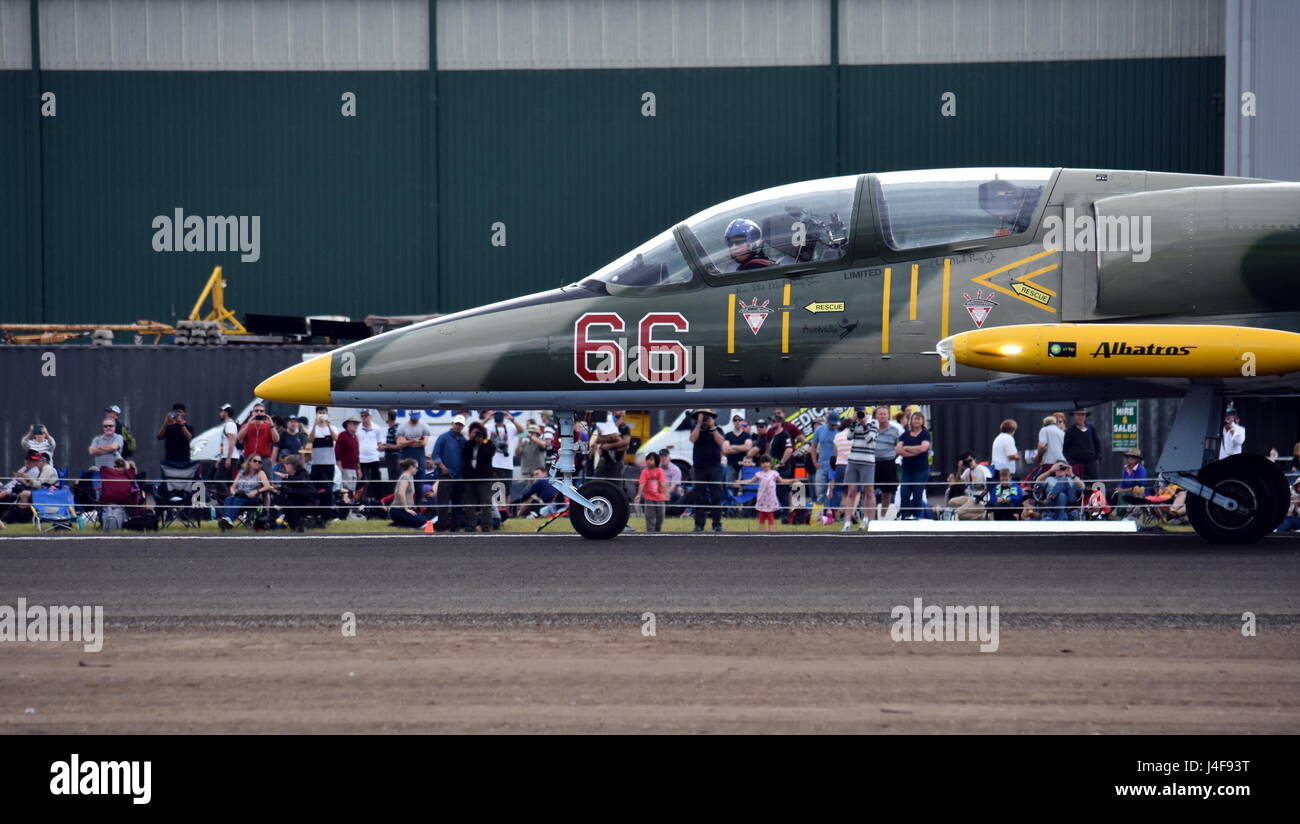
[3, 532, 1299, 622]
[5, 532, 1300, 733]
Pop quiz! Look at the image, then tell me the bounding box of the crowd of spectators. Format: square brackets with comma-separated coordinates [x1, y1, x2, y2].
[5, 400, 1300, 535]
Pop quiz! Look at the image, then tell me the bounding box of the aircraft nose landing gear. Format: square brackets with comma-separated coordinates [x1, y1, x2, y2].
[546, 411, 630, 539]
[568, 480, 630, 540]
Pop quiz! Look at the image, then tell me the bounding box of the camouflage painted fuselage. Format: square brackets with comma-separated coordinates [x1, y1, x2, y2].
[262, 168, 1300, 410]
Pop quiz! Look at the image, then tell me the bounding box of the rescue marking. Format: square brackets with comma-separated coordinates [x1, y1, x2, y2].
[968, 249, 1058, 314]
[909, 264, 919, 321]
[781, 283, 791, 353]
[941, 258, 952, 372]
[727, 293, 736, 354]
[803, 301, 845, 314]
[881, 267, 892, 354]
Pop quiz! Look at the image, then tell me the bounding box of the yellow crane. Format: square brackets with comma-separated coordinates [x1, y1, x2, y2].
[187, 266, 248, 334]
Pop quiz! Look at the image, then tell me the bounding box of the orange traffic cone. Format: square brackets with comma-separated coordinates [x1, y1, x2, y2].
[422, 518, 435, 533]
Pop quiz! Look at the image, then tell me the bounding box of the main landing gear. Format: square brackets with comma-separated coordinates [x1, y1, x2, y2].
[547, 411, 630, 539]
[1157, 386, 1287, 544]
[1168, 454, 1287, 544]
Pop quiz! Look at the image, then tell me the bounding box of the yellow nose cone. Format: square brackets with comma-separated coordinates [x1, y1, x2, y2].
[255, 354, 333, 405]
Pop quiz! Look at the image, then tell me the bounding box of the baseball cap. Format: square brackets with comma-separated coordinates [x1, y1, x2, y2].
[343, 417, 360, 425]
[360, 409, 371, 416]
[24, 449, 41, 460]
[220, 403, 233, 414]
[105, 404, 122, 414]
[408, 410, 422, 419]
[452, 414, 467, 425]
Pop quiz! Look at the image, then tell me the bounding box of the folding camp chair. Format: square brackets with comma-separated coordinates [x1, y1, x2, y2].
[99, 466, 145, 531]
[31, 486, 79, 531]
[725, 465, 760, 518]
[155, 461, 207, 528]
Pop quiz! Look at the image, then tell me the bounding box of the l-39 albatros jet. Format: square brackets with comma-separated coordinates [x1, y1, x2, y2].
[258, 167, 1300, 542]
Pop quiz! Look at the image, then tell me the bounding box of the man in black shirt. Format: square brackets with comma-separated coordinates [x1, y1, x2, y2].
[156, 403, 195, 465]
[723, 416, 753, 483]
[380, 410, 401, 498]
[1062, 409, 1105, 480]
[767, 423, 796, 515]
[690, 410, 726, 533]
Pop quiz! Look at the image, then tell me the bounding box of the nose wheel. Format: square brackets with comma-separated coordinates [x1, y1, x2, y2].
[546, 411, 630, 540]
[568, 480, 630, 539]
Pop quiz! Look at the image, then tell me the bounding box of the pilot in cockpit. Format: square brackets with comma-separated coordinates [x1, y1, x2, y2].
[723, 218, 777, 272]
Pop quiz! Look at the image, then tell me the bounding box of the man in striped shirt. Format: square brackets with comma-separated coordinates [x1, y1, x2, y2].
[872, 406, 901, 520]
[839, 407, 880, 532]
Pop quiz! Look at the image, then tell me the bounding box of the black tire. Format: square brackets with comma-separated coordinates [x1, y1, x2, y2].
[569, 480, 629, 539]
[1186, 454, 1287, 544]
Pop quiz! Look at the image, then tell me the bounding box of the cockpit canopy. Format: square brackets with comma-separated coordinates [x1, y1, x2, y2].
[581, 168, 1053, 292]
[874, 167, 1050, 250]
[680, 175, 858, 276]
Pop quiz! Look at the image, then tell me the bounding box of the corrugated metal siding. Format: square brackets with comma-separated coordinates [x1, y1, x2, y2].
[436, 66, 835, 309]
[38, 0, 428, 70]
[0, 70, 36, 317]
[436, 0, 830, 69]
[1225, 0, 1300, 181]
[840, 0, 1224, 65]
[0, 344, 316, 474]
[6, 58, 1225, 322]
[0, 0, 31, 69]
[35, 71, 429, 323]
[838, 58, 1224, 175]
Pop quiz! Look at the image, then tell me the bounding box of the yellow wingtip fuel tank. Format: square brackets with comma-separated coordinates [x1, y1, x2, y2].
[938, 324, 1300, 378]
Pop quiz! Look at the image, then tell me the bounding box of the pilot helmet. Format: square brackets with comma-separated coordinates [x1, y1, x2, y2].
[723, 218, 763, 254]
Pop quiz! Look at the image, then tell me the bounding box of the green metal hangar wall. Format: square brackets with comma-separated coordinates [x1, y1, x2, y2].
[2, 0, 1224, 326]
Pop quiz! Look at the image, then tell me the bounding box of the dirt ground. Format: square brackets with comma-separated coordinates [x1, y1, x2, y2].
[3, 625, 1297, 733]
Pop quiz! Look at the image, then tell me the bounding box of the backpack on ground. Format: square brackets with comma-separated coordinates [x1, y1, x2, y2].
[100, 505, 126, 531]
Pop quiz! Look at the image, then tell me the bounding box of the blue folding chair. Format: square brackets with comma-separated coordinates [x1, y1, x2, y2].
[31, 486, 79, 531]
[725, 465, 760, 511]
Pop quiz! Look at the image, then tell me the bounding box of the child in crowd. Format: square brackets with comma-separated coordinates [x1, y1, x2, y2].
[633, 452, 668, 532]
[735, 455, 781, 530]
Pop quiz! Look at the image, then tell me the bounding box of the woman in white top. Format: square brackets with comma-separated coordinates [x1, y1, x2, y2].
[991, 419, 1022, 476]
[308, 413, 338, 485]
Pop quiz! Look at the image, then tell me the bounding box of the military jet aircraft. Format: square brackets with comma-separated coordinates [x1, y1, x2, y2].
[257, 167, 1300, 542]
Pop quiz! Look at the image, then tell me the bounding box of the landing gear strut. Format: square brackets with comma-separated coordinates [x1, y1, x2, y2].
[1168, 455, 1287, 544]
[1157, 385, 1287, 544]
[547, 411, 630, 539]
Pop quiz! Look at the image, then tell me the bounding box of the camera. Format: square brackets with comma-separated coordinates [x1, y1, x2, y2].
[494, 411, 505, 424]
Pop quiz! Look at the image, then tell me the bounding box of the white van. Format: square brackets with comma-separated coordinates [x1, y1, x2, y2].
[634, 409, 749, 476]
